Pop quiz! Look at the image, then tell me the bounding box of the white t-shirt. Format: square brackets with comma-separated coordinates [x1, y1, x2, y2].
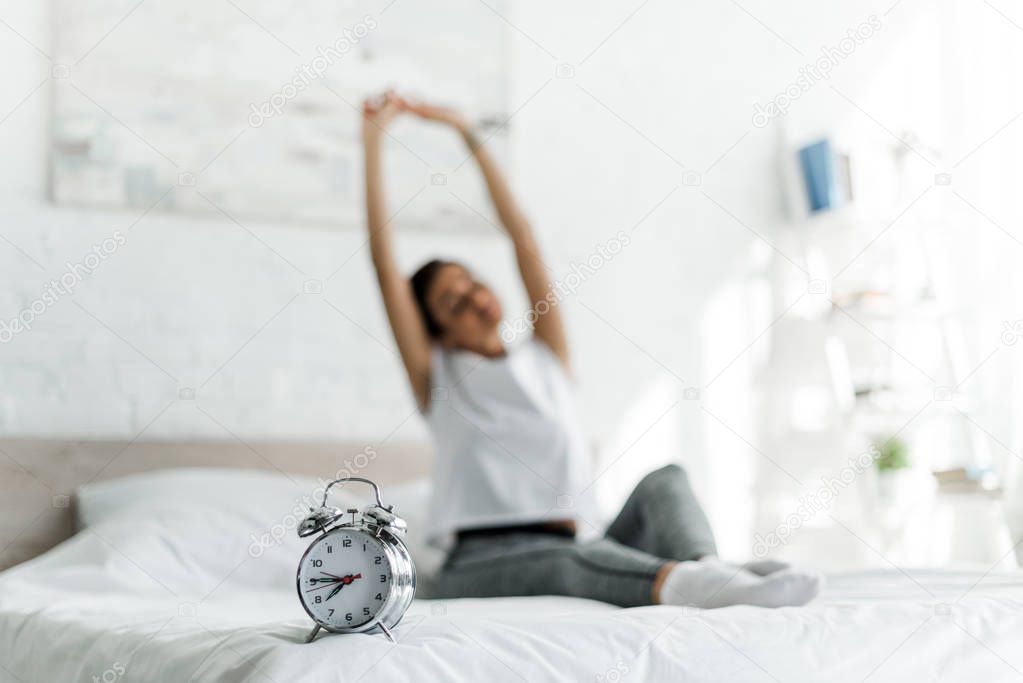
[424, 338, 597, 549]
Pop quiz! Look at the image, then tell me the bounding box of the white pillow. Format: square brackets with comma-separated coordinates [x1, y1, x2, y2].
[75, 467, 358, 528]
[74, 468, 441, 598]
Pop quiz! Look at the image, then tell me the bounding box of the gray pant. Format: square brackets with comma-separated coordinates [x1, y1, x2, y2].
[430, 464, 717, 607]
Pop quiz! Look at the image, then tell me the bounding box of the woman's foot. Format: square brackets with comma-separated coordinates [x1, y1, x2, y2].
[659, 559, 821, 608]
[698, 555, 790, 576]
[740, 559, 790, 576]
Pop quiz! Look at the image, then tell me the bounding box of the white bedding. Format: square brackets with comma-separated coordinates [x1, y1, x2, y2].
[4, 549, 1023, 681]
[2, 470, 1022, 682]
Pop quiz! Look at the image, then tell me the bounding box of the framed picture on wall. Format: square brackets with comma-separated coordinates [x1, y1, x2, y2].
[49, 0, 510, 230]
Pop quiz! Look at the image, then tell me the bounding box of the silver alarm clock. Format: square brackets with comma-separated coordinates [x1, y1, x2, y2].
[296, 476, 416, 643]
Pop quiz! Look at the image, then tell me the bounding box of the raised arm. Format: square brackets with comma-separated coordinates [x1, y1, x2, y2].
[362, 93, 432, 409]
[403, 101, 569, 367]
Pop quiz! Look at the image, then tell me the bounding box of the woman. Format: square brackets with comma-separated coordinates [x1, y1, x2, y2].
[362, 91, 820, 608]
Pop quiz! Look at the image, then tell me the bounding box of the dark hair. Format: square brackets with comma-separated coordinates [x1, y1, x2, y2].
[410, 259, 456, 338]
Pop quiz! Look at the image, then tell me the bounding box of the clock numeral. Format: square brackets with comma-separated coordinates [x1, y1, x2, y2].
[312, 559, 323, 568]
[328, 609, 334, 617]
[314, 596, 322, 604]
[375, 556, 382, 565]
[342, 538, 352, 548]
[363, 607, 371, 616]
[379, 574, 387, 583]
[375, 593, 383, 600]
[345, 612, 353, 622]
[326, 545, 332, 554]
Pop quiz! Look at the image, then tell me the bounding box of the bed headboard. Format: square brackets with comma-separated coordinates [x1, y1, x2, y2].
[0, 439, 433, 571]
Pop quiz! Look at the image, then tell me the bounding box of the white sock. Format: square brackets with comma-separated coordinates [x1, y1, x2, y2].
[698, 555, 790, 576]
[741, 559, 790, 576]
[699, 556, 793, 576]
[660, 560, 821, 609]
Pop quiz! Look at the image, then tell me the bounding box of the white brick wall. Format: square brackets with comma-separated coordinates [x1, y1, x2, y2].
[0, 0, 522, 442]
[0, 197, 525, 440]
[0, 0, 822, 458]
[0, 0, 891, 459]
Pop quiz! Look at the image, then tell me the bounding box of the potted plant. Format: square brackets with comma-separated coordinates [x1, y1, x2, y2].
[874, 436, 912, 502]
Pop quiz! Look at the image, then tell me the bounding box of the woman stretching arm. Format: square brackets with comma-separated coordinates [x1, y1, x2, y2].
[401, 100, 570, 368]
[362, 92, 433, 409]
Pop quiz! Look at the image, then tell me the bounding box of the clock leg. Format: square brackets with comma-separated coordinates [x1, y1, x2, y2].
[305, 624, 322, 643]
[376, 621, 395, 643]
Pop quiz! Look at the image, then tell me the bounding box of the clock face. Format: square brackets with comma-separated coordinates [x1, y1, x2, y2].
[297, 528, 393, 630]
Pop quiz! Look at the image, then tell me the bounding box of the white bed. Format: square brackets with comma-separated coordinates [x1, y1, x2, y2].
[2, 468, 1022, 682]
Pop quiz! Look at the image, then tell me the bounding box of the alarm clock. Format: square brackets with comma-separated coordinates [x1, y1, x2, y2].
[296, 476, 416, 643]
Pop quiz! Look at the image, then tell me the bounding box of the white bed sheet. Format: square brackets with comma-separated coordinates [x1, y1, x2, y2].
[3, 528, 1023, 683]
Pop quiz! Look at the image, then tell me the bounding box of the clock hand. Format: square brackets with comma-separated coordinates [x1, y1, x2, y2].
[305, 579, 342, 593]
[321, 574, 363, 600]
[305, 572, 365, 595]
